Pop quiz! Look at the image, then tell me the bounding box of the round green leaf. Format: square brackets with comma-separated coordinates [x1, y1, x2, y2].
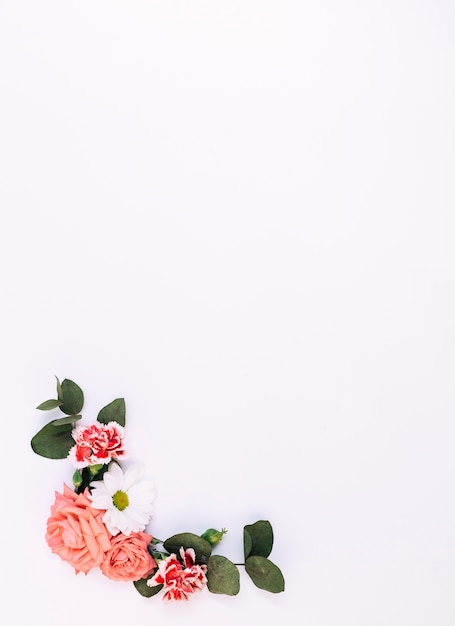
[31, 419, 74, 459]
[59, 379, 84, 415]
[133, 576, 163, 598]
[245, 556, 285, 593]
[55, 375, 63, 401]
[163, 533, 212, 561]
[207, 555, 240, 595]
[244, 520, 274, 559]
[97, 398, 126, 427]
[244, 528, 253, 559]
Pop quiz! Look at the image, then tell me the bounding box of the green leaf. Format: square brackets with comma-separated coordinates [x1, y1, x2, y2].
[59, 379, 84, 415]
[55, 375, 63, 401]
[244, 520, 274, 559]
[51, 415, 82, 427]
[31, 419, 74, 459]
[97, 398, 126, 427]
[36, 399, 63, 410]
[163, 533, 212, 561]
[245, 556, 285, 593]
[244, 528, 253, 559]
[133, 576, 162, 598]
[74, 464, 109, 494]
[206, 555, 240, 595]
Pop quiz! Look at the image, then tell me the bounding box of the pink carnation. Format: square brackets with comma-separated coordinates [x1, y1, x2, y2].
[101, 531, 156, 582]
[46, 484, 112, 574]
[68, 421, 126, 468]
[147, 547, 207, 601]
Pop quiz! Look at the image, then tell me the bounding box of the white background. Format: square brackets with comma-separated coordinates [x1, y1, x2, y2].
[1, 1, 454, 624]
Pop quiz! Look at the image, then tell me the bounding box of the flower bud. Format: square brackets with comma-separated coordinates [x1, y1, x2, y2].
[72, 469, 83, 488]
[200, 528, 228, 546]
[88, 463, 104, 476]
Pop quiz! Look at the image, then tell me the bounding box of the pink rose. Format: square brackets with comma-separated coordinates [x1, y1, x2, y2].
[101, 531, 156, 582]
[68, 422, 126, 468]
[148, 547, 207, 601]
[46, 484, 112, 574]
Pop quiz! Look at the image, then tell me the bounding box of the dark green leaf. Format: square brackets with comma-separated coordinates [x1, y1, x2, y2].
[74, 465, 109, 494]
[133, 576, 162, 598]
[55, 375, 63, 401]
[59, 379, 84, 415]
[245, 556, 285, 593]
[244, 528, 253, 559]
[207, 555, 240, 595]
[31, 419, 74, 459]
[97, 398, 126, 427]
[163, 533, 212, 561]
[244, 520, 274, 559]
[51, 415, 82, 427]
[36, 399, 63, 410]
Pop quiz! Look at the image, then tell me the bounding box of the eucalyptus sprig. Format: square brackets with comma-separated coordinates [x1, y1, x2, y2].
[135, 520, 285, 597]
[31, 376, 125, 461]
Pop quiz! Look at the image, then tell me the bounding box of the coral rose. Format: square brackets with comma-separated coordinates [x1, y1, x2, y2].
[101, 531, 156, 581]
[46, 484, 112, 574]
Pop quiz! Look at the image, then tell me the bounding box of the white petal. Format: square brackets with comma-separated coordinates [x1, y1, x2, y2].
[90, 493, 113, 510]
[122, 464, 145, 491]
[102, 474, 119, 495]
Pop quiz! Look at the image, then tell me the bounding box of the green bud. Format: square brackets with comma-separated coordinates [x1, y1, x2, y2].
[88, 463, 104, 476]
[72, 469, 83, 488]
[200, 527, 228, 546]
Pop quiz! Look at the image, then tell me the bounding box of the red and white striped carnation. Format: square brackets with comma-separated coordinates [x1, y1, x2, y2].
[147, 547, 207, 601]
[68, 421, 126, 468]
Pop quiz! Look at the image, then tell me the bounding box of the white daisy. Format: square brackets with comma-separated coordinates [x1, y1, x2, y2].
[89, 462, 155, 536]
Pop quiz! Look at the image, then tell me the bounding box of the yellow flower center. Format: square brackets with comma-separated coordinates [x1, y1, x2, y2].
[112, 490, 129, 511]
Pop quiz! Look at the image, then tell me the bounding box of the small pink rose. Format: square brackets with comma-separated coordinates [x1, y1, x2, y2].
[101, 531, 156, 582]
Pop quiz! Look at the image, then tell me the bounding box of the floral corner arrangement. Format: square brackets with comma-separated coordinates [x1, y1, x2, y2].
[31, 377, 285, 602]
